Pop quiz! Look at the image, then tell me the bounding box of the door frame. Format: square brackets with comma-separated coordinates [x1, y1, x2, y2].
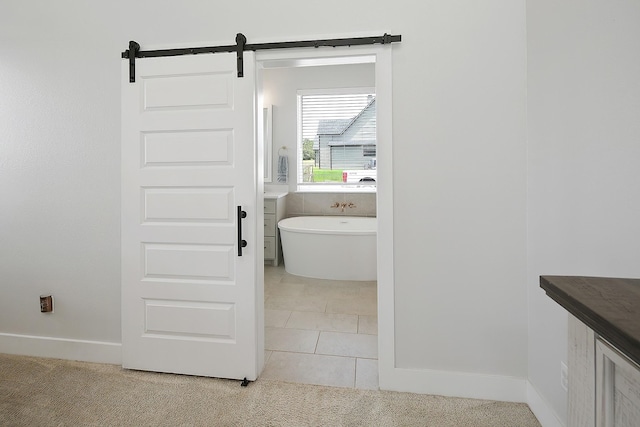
[254, 44, 395, 386]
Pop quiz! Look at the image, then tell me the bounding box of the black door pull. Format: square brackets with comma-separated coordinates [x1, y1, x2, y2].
[237, 206, 247, 256]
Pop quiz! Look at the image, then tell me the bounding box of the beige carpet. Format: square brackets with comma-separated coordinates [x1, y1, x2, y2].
[0, 353, 540, 426]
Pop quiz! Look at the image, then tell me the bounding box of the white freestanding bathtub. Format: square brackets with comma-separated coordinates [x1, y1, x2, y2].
[278, 216, 377, 281]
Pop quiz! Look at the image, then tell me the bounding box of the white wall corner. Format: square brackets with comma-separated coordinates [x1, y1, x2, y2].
[527, 381, 565, 427]
[379, 366, 527, 403]
[0, 333, 122, 365]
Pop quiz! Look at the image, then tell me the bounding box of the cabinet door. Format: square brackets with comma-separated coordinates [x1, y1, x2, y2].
[596, 338, 640, 427]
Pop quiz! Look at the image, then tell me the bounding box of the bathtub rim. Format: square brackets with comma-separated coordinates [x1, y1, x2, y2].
[277, 215, 377, 236]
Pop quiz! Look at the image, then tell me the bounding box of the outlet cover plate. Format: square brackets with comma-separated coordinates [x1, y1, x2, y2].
[40, 295, 53, 313]
[560, 361, 568, 392]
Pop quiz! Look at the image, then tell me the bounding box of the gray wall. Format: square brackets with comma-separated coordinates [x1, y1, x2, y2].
[526, 0, 640, 424]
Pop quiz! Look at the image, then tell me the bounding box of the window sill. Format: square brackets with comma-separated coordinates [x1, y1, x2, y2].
[296, 184, 376, 193]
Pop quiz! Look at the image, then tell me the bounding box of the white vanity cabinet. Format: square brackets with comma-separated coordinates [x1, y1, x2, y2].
[541, 276, 640, 427]
[595, 335, 640, 427]
[264, 192, 287, 266]
[568, 315, 640, 427]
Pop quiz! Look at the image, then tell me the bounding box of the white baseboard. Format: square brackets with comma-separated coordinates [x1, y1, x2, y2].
[379, 366, 567, 426]
[0, 333, 121, 365]
[526, 382, 565, 427]
[379, 366, 527, 402]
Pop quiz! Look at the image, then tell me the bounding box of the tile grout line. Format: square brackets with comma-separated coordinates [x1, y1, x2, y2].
[352, 357, 357, 388]
[270, 349, 362, 360]
[313, 329, 321, 354]
[283, 310, 293, 328]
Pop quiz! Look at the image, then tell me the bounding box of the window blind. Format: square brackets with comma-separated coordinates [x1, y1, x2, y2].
[299, 92, 376, 186]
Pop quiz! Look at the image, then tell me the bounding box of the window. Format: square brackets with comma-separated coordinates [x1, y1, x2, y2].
[297, 88, 376, 191]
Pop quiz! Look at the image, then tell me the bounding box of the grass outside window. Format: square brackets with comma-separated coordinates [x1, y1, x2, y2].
[311, 169, 343, 182]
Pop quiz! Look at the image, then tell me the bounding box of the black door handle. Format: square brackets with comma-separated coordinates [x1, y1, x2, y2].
[237, 206, 247, 256]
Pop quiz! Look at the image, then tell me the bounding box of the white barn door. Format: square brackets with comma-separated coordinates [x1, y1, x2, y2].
[121, 52, 258, 380]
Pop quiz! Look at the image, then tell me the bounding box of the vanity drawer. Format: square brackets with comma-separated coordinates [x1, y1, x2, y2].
[264, 237, 276, 259]
[264, 214, 276, 237]
[264, 199, 276, 214]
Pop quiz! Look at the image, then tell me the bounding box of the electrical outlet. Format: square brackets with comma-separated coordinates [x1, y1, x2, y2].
[40, 295, 53, 313]
[560, 361, 568, 392]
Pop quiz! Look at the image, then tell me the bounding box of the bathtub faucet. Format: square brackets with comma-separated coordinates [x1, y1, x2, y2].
[330, 202, 357, 212]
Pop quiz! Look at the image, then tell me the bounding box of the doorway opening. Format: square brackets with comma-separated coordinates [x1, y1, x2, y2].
[119, 36, 395, 386]
[256, 46, 394, 389]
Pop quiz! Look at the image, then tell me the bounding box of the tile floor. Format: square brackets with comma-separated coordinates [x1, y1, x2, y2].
[262, 264, 379, 390]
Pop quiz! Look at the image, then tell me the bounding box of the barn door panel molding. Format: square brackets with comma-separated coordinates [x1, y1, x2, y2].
[121, 32, 402, 82]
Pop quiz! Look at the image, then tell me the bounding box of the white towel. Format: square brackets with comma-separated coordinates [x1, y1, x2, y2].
[277, 155, 288, 183]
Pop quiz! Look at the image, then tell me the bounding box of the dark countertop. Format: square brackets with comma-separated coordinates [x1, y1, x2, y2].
[540, 275, 640, 366]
